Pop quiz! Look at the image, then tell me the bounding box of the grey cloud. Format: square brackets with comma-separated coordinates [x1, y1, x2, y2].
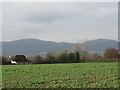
[2, 2, 118, 42]
[25, 12, 68, 23]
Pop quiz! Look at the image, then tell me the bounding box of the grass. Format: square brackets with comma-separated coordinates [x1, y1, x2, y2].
[2, 62, 119, 88]
[0, 65, 2, 89]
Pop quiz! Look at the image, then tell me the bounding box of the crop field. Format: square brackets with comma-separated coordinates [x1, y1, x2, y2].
[2, 63, 119, 88]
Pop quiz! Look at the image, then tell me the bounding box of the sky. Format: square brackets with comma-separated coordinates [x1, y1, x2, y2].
[1, 2, 118, 43]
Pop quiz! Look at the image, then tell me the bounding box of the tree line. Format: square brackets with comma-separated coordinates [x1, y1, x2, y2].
[1, 43, 120, 65]
[28, 47, 119, 64]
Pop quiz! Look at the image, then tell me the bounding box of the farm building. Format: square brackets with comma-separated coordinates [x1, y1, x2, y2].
[9, 55, 31, 64]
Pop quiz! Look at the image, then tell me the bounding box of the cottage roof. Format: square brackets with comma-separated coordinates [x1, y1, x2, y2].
[9, 55, 28, 61]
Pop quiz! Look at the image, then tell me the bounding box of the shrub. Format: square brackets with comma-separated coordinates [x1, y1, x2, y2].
[28, 55, 43, 64]
[89, 53, 101, 59]
[55, 50, 68, 63]
[44, 52, 56, 63]
[75, 52, 80, 63]
[68, 52, 75, 63]
[0, 56, 10, 65]
[104, 48, 119, 58]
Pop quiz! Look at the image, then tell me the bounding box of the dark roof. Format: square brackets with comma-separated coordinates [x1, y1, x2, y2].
[10, 55, 28, 61]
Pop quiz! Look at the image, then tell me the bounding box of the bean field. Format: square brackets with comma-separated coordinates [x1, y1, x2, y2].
[2, 63, 119, 88]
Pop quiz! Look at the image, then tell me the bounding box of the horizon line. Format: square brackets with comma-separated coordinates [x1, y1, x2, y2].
[1, 38, 118, 43]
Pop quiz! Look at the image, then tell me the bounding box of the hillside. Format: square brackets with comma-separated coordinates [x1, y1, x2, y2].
[87, 39, 118, 55]
[1, 38, 118, 56]
[1, 38, 74, 56]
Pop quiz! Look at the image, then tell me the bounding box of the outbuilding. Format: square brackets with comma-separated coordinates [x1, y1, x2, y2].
[9, 55, 31, 64]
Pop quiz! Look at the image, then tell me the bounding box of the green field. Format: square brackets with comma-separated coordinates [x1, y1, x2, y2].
[2, 63, 119, 88]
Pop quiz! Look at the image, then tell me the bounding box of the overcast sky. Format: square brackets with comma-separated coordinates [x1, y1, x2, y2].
[2, 2, 118, 43]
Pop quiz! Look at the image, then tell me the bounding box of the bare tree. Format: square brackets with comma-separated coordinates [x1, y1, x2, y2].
[73, 43, 82, 53]
[81, 40, 89, 59]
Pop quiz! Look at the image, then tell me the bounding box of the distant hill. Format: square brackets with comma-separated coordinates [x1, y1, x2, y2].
[1, 38, 74, 56]
[87, 39, 118, 55]
[1, 38, 118, 56]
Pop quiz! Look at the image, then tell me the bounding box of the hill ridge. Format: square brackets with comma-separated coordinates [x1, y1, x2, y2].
[1, 38, 118, 56]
